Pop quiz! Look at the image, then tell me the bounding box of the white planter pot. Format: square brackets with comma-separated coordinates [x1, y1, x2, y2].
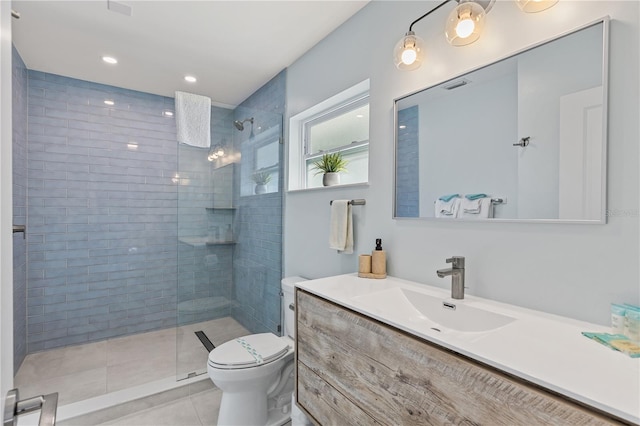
[254, 184, 267, 194]
[323, 172, 340, 187]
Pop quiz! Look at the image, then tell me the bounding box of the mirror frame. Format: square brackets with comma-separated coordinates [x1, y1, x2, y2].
[393, 17, 610, 224]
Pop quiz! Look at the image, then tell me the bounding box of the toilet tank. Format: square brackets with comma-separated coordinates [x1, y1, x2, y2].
[281, 276, 307, 339]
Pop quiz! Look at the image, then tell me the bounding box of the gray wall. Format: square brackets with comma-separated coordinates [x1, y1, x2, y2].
[284, 1, 639, 325]
[419, 72, 517, 218]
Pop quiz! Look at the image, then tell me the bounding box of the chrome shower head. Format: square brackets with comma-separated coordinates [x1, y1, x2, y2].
[233, 117, 254, 131]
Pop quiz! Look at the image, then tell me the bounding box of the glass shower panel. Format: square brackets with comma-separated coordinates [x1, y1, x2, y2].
[176, 106, 237, 380]
[176, 105, 283, 380]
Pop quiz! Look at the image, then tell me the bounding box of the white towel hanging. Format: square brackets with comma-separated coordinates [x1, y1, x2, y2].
[175, 91, 211, 148]
[329, 200, 353, 254]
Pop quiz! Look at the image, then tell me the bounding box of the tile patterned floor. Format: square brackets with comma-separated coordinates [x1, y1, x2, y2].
[15, 317, 249, 406]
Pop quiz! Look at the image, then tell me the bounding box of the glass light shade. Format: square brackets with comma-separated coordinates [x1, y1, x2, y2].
[394, 31, 425, 71]
[445, 1, 486, 46]
[516, 0, 558, 13]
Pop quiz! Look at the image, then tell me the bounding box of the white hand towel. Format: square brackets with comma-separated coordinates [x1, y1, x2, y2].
[435, 198, 461, 218]
[329, 200, 353, 254]
[175, 91, 211, 148]
[460, 197, 493, 219]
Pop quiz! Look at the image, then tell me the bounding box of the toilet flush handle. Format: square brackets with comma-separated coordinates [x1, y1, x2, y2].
[289, 303, 295, 311]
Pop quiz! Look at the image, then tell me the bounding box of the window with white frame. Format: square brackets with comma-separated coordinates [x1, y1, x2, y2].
[288, 80, 370, 191]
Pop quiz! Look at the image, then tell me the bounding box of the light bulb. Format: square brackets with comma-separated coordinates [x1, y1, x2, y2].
[455, 18, 475, 38]
[401, 48, 418, 65]
[216, 148, 224, 156]
[394, 31, 425, 71]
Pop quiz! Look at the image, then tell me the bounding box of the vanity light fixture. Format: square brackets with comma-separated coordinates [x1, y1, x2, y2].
[445, 0, 489, 46]
[102, 56, 118, 64]
[184, 75, 197, 83]
[394, 0, 557, 70]
[516, 0, 558, 13]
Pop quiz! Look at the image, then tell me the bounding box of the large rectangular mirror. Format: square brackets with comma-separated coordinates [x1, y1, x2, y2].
[394, 19, 609, 223]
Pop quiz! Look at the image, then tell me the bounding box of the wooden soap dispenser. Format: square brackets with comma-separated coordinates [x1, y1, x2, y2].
[371, 238, 387, 278]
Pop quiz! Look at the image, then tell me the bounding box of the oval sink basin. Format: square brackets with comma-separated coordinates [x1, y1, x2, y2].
[352, 287, 515, 333]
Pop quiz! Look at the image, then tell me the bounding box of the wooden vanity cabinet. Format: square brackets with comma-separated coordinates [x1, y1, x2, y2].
[295, 289, 624, 426]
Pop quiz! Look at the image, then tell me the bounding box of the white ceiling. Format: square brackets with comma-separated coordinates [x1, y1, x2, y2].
[12, 1, 369, 107]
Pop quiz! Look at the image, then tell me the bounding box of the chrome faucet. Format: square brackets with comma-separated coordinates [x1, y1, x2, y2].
[436, 256, 465, 300]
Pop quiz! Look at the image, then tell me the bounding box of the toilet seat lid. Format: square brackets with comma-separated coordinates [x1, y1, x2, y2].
[208, 333, 290, 369]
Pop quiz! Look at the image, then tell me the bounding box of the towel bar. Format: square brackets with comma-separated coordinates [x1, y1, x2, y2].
[330, 199, 366, 206]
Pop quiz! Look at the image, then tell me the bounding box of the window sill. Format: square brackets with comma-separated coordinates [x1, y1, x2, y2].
[287, 182, 369, 194]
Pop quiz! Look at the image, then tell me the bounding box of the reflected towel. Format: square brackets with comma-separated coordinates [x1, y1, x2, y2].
[465, 193, 488, 200]
[462, 198, 482, 213]
[175, 91, 211, 148]
[460, 198, 493, 219]
[329, 200, 353, 254]
[438, 194, 460, 202]
[435, 198, 461, 218]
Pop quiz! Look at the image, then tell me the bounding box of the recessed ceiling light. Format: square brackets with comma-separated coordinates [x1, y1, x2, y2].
[184, 75, 197, 83]
[127, 143, 138, 150]
[356, 114, 364, 118]
[163, 110, 174, 117]
[102, 56, 118, 64]
[104, 99, 115, 106]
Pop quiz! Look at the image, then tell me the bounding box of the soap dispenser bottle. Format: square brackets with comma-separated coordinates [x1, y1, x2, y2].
[371, 238, 386, 276]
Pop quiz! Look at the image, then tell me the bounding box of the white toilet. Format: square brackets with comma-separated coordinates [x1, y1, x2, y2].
[207, 277, 310, 426]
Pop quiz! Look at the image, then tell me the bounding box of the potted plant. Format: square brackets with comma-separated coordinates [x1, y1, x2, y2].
[251, 171, 272, 194]
[312, 152, 348, 186]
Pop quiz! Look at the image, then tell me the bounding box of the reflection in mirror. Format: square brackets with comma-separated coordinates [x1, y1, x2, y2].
[394, 20, 608, 223]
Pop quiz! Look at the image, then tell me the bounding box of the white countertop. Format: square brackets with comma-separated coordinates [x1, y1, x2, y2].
[295, 274, 640, 424]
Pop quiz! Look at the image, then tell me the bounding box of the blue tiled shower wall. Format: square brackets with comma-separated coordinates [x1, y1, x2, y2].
[13, 46, 28, 372]
[231, 70, 285, 334]
[25, 71, 180, 351]
[396, 106, 420, 218]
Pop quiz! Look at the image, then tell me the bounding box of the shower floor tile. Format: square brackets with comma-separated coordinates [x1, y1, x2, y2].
[15, 317, 249, 407]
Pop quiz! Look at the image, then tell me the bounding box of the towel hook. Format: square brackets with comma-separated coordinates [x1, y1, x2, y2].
[513, 137, 530, 148]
